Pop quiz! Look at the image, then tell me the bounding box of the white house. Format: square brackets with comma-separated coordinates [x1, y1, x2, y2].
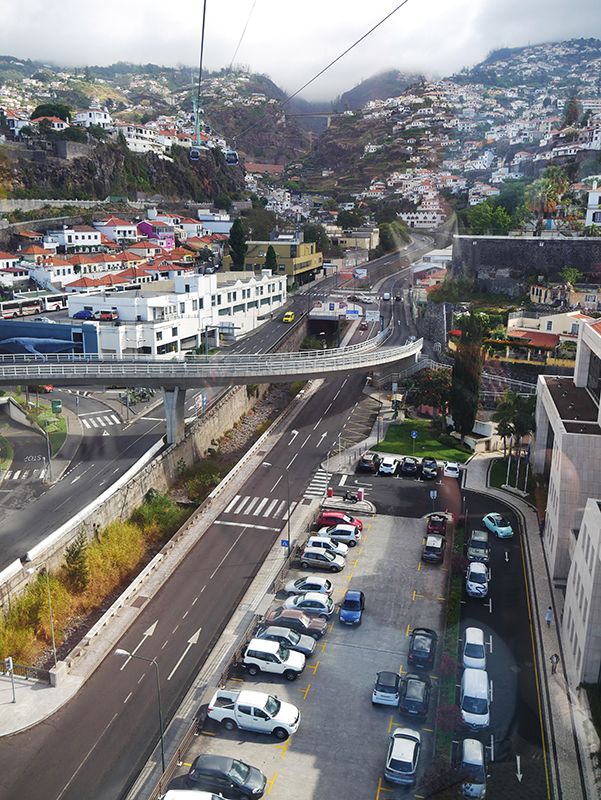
[93, 217, 139, 244]
[74, 108, 113, 129]
[44, 225, 103, 252]
[585, 181, 601, 227]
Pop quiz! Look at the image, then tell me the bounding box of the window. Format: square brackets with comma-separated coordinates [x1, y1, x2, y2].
[192, 299, 198, 311]
[180, 302, 185, 314]
[571, 323, 579, 334]
[546, 320, 553, 331]
[156, 331, 163, 341]
[172, 327, 178, 337]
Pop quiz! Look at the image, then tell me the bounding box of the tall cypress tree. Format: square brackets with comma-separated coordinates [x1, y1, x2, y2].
[264, 245, 277, 272]
[450, 312, 484, 441]
[228, 218, 247, 271]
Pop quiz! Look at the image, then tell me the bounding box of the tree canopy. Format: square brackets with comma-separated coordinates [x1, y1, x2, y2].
[32, 103, 72, 122]
[450, 312, 484, 440]
[265, 245, 277, 272]
[228, 218, 247, 271]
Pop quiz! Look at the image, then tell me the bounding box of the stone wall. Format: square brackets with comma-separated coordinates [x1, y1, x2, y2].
[452, 235, 601, 296]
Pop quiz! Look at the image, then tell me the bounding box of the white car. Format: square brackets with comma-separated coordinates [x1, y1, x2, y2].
[444, 461, 460, 478]
[283, 592, 335, 618]
[462, 627, 487, 670]
[284, 576, 333, 596]
[372, 671, 401, 706]
[378, 457, 399, 476]
[384, 728, 422, 785]
[306, 535, 349, 558]
[317, 523, 361, 547]
[466, 562, 490, 598]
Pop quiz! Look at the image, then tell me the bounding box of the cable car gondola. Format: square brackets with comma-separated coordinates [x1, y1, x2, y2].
[225, 146, 238, 166]
[190, 148, 201, 161]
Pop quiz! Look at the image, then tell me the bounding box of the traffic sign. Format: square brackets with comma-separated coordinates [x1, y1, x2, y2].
[411, 430, 417, 439]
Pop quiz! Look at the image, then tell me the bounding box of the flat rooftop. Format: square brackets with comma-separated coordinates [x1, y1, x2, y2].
[543, 375, 601, 435]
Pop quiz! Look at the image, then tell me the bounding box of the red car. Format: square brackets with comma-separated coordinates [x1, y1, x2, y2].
[426, 514, 447, 535]
[316, 510, 363, 531]
[98, 310, 118, 320]
[359, 322, 368, 331]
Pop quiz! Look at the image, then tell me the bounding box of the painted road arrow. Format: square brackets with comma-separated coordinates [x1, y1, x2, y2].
[120, 621, 158, 670]
[167, 628, 201, 681]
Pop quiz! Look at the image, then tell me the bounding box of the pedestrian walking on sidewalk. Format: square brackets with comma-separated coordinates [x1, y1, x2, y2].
[551, 653, 560, 674]
[545, 607, 554, 628]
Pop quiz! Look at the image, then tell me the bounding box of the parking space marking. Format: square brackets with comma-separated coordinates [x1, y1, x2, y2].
[266, 773, 277, 793]
[412, 590, 425, 600]
[305, 661, 319, 675]
[316, 639, 328, 653]
[377, 778, 394, 797]
[297, 684, 311, 700]
[274, 738, 290, 758]
[200, 730, 216, 736]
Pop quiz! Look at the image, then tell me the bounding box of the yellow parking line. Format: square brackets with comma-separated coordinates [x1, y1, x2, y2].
[423, 727, 434, 732]
[418, 562, 422, 571]
[266, 772, 277, 794]
[297, 684, 311, 700]
[306, 660, 319, 675]
[316, 638, 328, 652]
[274, 738, 290, 758]
[406, 624, 411, 637]
[183, 762, 192, 767]
[200, 730, 216, 736]
[412, 590, 424, 600]
[328, 620, 335, 633]
[231, 676, 244, 681]
[377, 777, 394, 797]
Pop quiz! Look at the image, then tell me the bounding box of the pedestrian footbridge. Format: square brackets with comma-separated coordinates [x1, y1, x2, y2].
[0, 327, 422, 443]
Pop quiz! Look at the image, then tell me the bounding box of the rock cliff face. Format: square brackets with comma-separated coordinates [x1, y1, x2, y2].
[0, 140, 245, 203]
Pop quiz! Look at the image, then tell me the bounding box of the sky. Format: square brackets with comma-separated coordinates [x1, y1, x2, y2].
[2, 0, 601, 101]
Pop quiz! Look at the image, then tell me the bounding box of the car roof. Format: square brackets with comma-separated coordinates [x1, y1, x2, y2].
[377, 670, 400, 684]
[248, 638, 279, 654]
[297, 592, 329, 602]
[193, 753, 235, 771]
[425, 534, 444, 546]
[468, 561, 487, 574]
[465, 626, 484, 644]
[461, 737, 485, 765]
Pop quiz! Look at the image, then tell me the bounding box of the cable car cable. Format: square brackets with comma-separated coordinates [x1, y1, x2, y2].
[228, 0, 258, 74]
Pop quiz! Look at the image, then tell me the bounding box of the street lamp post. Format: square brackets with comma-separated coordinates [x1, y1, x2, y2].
[25, 565, 57, 667]
[114, 649, 165, 773]
[262, 461, 291, 559]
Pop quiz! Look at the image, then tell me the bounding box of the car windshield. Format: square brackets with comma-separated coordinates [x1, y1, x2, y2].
[465, 642, 485, 658]
[390, 755, 413, 773]
[495, 516, 510, 526]
[377, 674, 398, 693]
[276, 643, 290, 661]
[228, 759, 250, 782]
[414, 636, 431, 652]
[462, 697, 488, 714]
[343, 598, 361, 610]
[463, 763, 485, 782]
[469, 572, 486, 584]
[287, 629, 300, 644]
[264, 695, 280, 716]
[320, 549, 335, 561]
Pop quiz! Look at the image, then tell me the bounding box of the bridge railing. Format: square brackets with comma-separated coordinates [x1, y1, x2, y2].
[0, 338, 422, 382]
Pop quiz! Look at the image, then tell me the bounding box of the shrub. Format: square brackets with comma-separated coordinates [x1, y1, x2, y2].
[438, 652, 457, 678]
[450, 552, 468, 575]
[436, 703, 466, 733]
[63, 531, 89, 593]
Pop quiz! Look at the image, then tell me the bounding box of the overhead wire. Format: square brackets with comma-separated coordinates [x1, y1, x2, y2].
[196, 0, 208, 111]
[236, 0, 411, 141]
[228, 0, 258, 73]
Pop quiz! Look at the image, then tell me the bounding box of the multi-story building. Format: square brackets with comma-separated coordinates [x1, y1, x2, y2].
[222, 235, 323, 287]
[533, 318, 601, 684]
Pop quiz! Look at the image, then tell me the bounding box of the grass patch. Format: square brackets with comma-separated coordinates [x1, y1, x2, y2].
[378, 419, 472, 462]
[0, 493, 192, 666]
[0, 434, 13, 469]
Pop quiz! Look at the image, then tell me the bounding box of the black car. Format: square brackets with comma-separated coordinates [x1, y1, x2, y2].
[187, 754, 266, 799]
[399, 673, 431, 716]
[357, 452, 381, 474]
[421, 456, 438, 480]
[408, 627, 438, 670]
[400, 457, 418, 476]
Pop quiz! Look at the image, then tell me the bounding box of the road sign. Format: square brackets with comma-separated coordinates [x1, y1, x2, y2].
[345, 309, 359, 318]
[430, 490, 437, 500]
[366, 310, 379, 322]
[281, 540, 290, 548]
[411, 430, 417, 439]
[51, 400, 62, 414]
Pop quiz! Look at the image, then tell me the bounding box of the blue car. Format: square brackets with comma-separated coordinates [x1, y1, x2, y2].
[72, 309, 95, 319]
[339, 589, 365, 625]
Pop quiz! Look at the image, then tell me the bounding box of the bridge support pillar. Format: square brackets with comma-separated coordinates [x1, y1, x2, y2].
[161, 386, 186, 445]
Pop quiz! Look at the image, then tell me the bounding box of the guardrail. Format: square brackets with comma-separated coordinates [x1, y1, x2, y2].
[0, 662, 50, 683]
[0, 337, 421, 384]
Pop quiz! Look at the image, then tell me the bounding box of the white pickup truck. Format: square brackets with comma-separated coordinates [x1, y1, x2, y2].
[207, 689, 301, 740]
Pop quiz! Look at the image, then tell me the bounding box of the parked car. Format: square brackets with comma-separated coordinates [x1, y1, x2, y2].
[317, 523, 361, 547]
[421, 456, 439, 480]
[466, 529, 490, 563]
[400, 456, 418, 476]
[384, 728, 422, 785]
[282, 592, 335, 618]
[460, 669, 491, 729]
[316, 510, 363, 531]
[242, 638, 305, 681]
[187, 754, 266, 798]
[357, 452, 381, 474]
[399, 673, 431, 717]
[462, 627, 487, 670]
[378, 456, 399, 476]
[283, 576, 333, 596]
[282, 311, 294, 323]
[98, 310, 118, 320]
[299, 547, 345, 573]
[254, 625, 316, 657]
[339, 589, 365, 625]
[206, 689, 300, 739]
[306, 535, 349, 558]
[72, 309, 95, 319]
[426, 514, 447, 535]
[421, 534, 446, 564]
[460, 737, 488, 798]
[407, 627, 438, 670]
[263, 607, 327, 639]
[482, 512, 513, 538]
[372, 671, 401, 706]
[444, 461, 460, 479]
[465, 562, 490, 598]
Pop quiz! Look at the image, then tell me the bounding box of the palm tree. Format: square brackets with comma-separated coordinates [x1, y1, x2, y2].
[492, 390, 536, 484]
[525, 167, 569, 236]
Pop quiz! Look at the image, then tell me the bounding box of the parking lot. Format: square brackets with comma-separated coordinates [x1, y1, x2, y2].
[169, 509, 449, 799]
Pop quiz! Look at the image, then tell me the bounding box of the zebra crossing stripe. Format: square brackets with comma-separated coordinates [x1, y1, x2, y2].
[283, 501, 298, 520]
[110, 415, 120, 424]
[82, 419, 91, 429]
[263, 499, 278, 517]
[102, 416, 114, 425]
[234, 496, 251, 514]
[245, 497, 260, 514]
[254, 497, 269, 515]
[89, 418, 99, 428]
[273, 500, 287, 518]
[224, 495, 241, 514]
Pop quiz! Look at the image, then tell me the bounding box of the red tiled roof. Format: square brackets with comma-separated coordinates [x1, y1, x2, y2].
[507, 329, 560, 349]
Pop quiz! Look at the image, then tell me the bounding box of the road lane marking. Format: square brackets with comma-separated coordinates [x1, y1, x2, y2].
[325, 403, 332, 413]
[167, 628, 201, 681]
[286, 453, 297, 469]
[313, 418, 322, 430]
[123, 692, 132, 704]
[263, 499, 279, 517]
[55, 713, 119, 800]
[301, 435, 311, 448]
[214, 520, 281, 531]
[209, 527, 249, 580]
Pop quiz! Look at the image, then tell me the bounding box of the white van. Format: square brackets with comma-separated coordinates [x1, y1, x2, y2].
[460, 668, 490, 729]
[383, 292, 391, 301]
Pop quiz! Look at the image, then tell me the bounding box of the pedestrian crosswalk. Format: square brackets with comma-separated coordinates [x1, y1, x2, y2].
[304, 468, 331, 498]
[2, 469, 43, 481]
[223, 494, 298, 521]
[81, 414, 121, 429]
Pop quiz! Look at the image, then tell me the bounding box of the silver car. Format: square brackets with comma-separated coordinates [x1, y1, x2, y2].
[283, 592, 335, 618]
[306, 535, 349, 558]
[299, 547, 345, 573]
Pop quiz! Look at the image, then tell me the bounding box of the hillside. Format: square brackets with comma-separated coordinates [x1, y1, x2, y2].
[337, 70, 423, 110]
